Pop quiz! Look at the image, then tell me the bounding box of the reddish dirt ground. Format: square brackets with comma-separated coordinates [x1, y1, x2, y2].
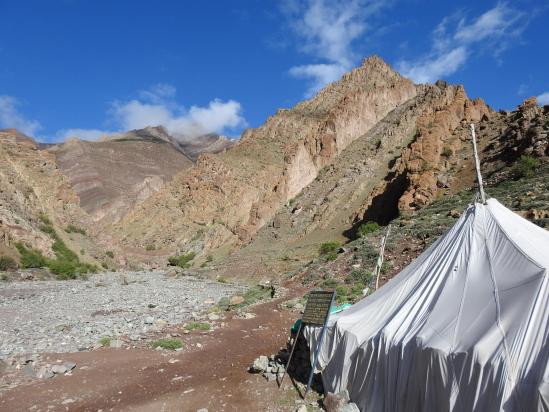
[0, 291, 313, 412]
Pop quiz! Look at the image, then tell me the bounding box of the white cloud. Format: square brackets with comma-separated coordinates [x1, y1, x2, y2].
[56, 128, 109, 141]
[0, 95, 42, 136]
[52, 84, 247, 141]
[289, 63, 347, 97]
[111, 85, 247, 139]
[454, 3, 522, 44]
[398, 2, 527, 84]
[283, 0, 386, 95]
[538, 92, 549, 105]
[398, 47, 468, 84]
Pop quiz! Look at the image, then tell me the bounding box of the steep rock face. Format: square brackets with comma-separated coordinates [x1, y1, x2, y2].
[206, 83, 493, 279]
[357, 83, 492, 224]
[48, 134, 194, 224]
[0, 132, 92, 258]
[116, 56, 417, 259]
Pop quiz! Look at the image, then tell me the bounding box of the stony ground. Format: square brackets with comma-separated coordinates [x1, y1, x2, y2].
[0, 271, 243, 356]
[0, 279, 316, 412]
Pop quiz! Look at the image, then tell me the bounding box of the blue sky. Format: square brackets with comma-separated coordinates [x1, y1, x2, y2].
[0, 0, 547, 142]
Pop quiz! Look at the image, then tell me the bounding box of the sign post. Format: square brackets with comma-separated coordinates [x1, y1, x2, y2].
[280, 290, 336, 399]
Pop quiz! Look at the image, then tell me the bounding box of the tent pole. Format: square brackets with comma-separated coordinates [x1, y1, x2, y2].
[374, 224, 391, 290]
[279, 322, 302, 387]
[470, 124, 486, 204]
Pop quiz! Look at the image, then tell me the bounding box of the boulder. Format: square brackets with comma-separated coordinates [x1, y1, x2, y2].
[251, 355, 269, 373]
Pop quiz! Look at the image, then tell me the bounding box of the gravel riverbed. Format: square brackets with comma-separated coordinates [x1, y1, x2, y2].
[0, 271, 243, 356]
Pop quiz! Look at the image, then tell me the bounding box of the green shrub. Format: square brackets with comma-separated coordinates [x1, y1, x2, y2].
[99, 336, 111, 346]
[357, 222, 380, 237]
[441, 146, 453, 157]
[38, 213, 51, 225]
[152, 338, 183, 350]
[319, 241, 341, 254]
[105, 251, 114, 258]
[39, 224, 56, 236]
[421, 160, 432, 172]
[240, 285, 272, 306]
[47, 260, 78, 279]
[345, 270, 372, 287]
[168, 252, 196, 268]
[513, 155, 540, 178]
[65, 224, 87, 235]
[185, 322, 210, 331]
[325, 251, 338, 261]
[18, 224, 97, 279]
[0, 256, 18, 271]
[15, 243, 47, 268]
[145, 244, 155, 251]
[217, 296, 230, 311]
[320, 277, 338, 288]
[52, 239, 79, 262]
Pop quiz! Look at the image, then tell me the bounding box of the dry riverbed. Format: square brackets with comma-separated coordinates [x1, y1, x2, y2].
[0, 270, 243, 356]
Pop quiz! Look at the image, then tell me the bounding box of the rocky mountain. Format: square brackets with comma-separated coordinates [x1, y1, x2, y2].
[1, 56, 547, 274]
[115, 56, 418, 261]
[0, 131, 99, 263]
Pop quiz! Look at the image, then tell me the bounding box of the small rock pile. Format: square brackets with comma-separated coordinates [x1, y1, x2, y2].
[249, 352, 288, 382]
[0, 354, 78, 391]
[250, 330, 322, 390]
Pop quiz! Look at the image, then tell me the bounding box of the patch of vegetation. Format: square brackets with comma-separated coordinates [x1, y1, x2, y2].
[15, 243, 47, 268]
[38, 213, 52, 225]
[345, 269, 372, 286]
[421, 160, 432, 172]
[319, 277, 338, 289]
[0, 256, 18, 271]
[152, 338, 183, 350]
[168, 252, 196, 268]
[319, 241, 340, 254]
[101, 262, 108, 269]
[105, 251, 114, 258]
[145, 244, 155, 251]
[335, 284, 364, 304]
[185, 322, 210, 331]
[65, 224, 87, 235]
[21, 216, 97, 279]
[236, 285, 273, 307]
[357, 222, 380, 237]
[324, 251, 338, 261]
[441, 146, 453, 157]
[216, 276, 228, 283]
[99, 336, 111, 346]
[513, 155, 540, 179]
[217, 296, 230, 311]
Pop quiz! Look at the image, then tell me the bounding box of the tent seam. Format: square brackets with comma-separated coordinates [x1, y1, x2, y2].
[483, 206, 518, 385]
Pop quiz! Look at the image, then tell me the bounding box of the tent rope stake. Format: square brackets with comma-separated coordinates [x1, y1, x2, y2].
[470, 123, 486, 204]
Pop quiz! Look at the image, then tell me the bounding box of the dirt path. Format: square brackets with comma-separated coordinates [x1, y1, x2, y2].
[0, 292, 312, 412]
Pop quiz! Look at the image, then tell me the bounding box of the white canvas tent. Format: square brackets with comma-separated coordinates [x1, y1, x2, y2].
[305, 199, 549, 411]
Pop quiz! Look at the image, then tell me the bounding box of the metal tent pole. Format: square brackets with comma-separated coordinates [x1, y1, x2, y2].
[470, 124, 486, 204]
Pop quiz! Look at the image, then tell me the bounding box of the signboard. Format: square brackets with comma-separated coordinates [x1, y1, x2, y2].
[280, 289, 336, 398]
[302, 291, 335, 325]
